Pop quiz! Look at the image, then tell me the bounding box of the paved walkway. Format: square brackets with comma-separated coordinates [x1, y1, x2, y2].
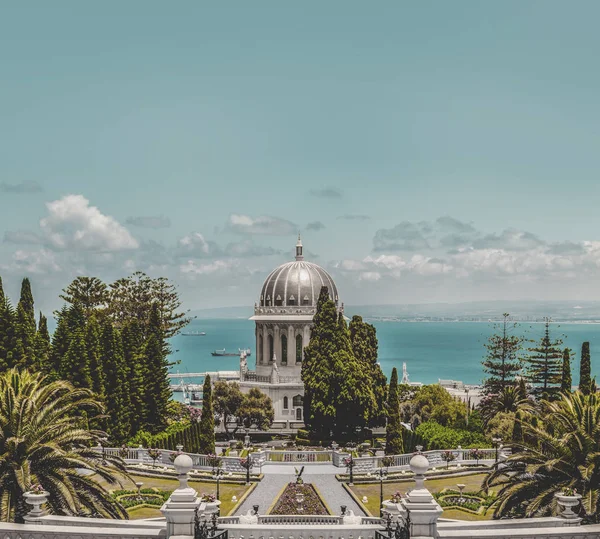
[234, 466, 363, 516]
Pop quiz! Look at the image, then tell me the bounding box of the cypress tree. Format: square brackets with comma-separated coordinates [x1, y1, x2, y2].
[302, 287, 376, 437]
[349, 315, 388, 428]
[561, 348, 572, 393]
[580, 342, 592, 395]
[13, 303, 37, 370]
[35, 313, 51, 372]
[100, 320, 131, 443]
[86, 316, 105, 398]
[47, 306, 70, 377]
[198, 375, 215, 454]
[62, 328, 92, 388]
[122, 319, 146, 435]
[18, 278, 35, 324]
[385, 367, 404, 455]
[481, 313, 522, 396]
[144, 304, 171, 432]
[524, 318, 563, 400]
[0, 277, 16, 371]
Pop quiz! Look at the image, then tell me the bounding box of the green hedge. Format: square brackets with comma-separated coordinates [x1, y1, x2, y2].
[415, 421, 488, 450]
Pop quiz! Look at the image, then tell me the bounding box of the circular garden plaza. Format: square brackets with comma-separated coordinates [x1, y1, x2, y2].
[1, 239, 600, 539]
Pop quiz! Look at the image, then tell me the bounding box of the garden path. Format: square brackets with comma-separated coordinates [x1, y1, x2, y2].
[234, 467, 364, 516]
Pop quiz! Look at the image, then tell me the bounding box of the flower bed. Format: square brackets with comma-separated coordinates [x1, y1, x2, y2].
[113, 489, 170, 509]
[270, 483, 329, 515]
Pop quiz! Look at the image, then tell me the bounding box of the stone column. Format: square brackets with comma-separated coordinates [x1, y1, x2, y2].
[288, 325, 295, 362]
[302, 325, 311, 360]
[161, 454, 204, 538]
[274, 325, 281, 362]
[400, 452, 443, 538]
[262, 326, 269, 365]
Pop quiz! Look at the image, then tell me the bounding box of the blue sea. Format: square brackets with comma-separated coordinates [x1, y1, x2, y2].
[168, 319, 600, 386]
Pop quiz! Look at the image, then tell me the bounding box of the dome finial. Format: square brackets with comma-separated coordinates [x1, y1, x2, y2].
[295, 233, 304, 261]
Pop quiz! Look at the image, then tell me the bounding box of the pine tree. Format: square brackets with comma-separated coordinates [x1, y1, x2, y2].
[60, 276, 109, 319]
[18, 278, 35, 324]
[0, 277, 16, 371]
[580, 342, 592, 395]
[35, 313, 51, 372]
[385, 367, 404, 455]
[121, 319, 146, 435]
[86, 316, 105, 398]
[561, 348, 572, 393]
[198, 375, 215, 454]
[61, 328, 92, 388]
[481, 313, 523, 396]
[349, 315, 388, 428]
[524, 318, 564, 400]
[302, 287, 376, 437]
[13, 303, 37, 370]
[100, 320, 131, 443]
[144, 304, 171, 432]
[47, 306, 70, 377]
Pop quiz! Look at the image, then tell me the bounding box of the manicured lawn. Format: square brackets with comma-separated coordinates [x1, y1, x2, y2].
[349, 473, 489, 518]
[95, 472, 252, 518]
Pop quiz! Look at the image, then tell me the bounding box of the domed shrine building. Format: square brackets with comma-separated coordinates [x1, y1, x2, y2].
[239, 236, 343, 430]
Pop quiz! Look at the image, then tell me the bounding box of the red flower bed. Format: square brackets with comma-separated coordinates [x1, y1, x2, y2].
[270, 483, 329, 515]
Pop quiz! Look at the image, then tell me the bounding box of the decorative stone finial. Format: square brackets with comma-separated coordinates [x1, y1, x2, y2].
[410, 453, 429, 490]
[174, 454, 194, 490]
[295, 234, 304, 261]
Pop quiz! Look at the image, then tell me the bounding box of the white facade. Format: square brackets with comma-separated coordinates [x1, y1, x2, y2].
[238, 236, 342, 429]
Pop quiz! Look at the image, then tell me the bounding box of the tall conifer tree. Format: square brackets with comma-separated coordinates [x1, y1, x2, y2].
[481, 313, 522, 396]
[18, 278, 35, 324]
[86, 316, 104, 398]
[349, 315, 388, 427]
[0, 277, 16, 371]
[144, 304, 171, 432]
[62, 328, 92, 388]
[561, 348, 572, 393]
[100, 321, 131, 442]
[524, 318, 564, 400]
[198, 375, 215, 454]
[35, 313, 51, 372]
[121, 319, 146, 435]
[13, 303, 36, 370]
[47, 306, 70, 377]
[385, 367, 404, 454]
[580, 342, 592, 395]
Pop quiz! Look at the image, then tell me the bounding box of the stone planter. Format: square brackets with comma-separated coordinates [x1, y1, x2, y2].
[555, 493, 582, 519]
[24, 491, 49, 517]
[203, 500, 222, 515]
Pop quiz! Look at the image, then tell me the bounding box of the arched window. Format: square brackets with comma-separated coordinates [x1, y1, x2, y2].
[296, 408, 302, 420]
[257, 338, 263, 364]
[296, 334, 303, 363]
[275, 294, 283, 306]
[288, 294, 296, 306]
[268, 334, 274, 362]
[283, 396, 289, 409]
[293, 395, 304, 407]
[281, 333, 288, 365]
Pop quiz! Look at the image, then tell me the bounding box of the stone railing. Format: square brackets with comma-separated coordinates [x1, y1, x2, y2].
[254, 306, 317, 315]
[0, 522, 163, 539]
[98, 445, 506, 473]
[224, 523, 382, 539]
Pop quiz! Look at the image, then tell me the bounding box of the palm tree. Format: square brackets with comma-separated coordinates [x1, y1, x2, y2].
[0, 368, 128, 522]
[484, 391, 600, 520]
[479, 381, 529, 425]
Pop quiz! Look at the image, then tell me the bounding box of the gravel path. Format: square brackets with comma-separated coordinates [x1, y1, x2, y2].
[234, 467, 364, 517]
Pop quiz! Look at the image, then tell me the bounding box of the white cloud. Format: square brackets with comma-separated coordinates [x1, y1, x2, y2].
[227, 214, 297, 236]
[40, 195, 139, 251]
[10, 249, 61, 274]
[180, 259, 240, 276]
[126, 215, 171, 229]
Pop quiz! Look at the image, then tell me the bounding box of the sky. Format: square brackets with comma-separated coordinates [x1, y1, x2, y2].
[2, 1, 600, 314]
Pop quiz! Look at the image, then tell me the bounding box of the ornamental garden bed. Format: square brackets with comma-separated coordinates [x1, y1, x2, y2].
[269, 483, 330, 515]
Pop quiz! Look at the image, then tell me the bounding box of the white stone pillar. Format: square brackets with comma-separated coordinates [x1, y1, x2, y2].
[302, 325, 311, 360]
[161, 454, 204, 538]
[287, 325, 295, 363]
[262, 327, 269, 365]
[400, 452, 443, 538]
[274, 325, 281, 362]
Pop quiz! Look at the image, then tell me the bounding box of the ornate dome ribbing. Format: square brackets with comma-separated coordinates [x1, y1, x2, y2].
[259, 236, 339, 308]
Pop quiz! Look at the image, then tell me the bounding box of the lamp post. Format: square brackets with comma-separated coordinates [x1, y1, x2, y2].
[345, 455, 355, 486]
[213, 466, 224, 501]
[374, 467, 388, 516]
[492, 437, 502, 464]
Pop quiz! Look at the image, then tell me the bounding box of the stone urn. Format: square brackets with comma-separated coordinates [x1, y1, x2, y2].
[555, 492, 582, 519]
[202, 499, 222, 515]
[24, 491, 49, 517]
[381, 500, 402, 517]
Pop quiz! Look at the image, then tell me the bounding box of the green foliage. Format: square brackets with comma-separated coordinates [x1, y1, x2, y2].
[385, 367, 404, 455]
[198, 375, 215, 454]
[213, 380, 245, 437]
[302, 287, 377, 437]
[0, 368, 127, 522]
[481, 313, 523, 396]
[121, 319, 146, 433]
[415, 421, 488, 450]
[86, 317, 104, 398]
[400, 384, 468, 429]
[561, 347, 572, 392]
[485, 391, 600, 519]
[580, 341, 592, 395]
[0, 278, 16, 371]
[239, 387, 275, 430]
[524, 319, 564, 399]
[60, 276, 109, 318]
[349, 315, 387, 427]
[62, 327, 92, 389]
[100, 321, 131, 443]
[35, 313, 51, 373]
